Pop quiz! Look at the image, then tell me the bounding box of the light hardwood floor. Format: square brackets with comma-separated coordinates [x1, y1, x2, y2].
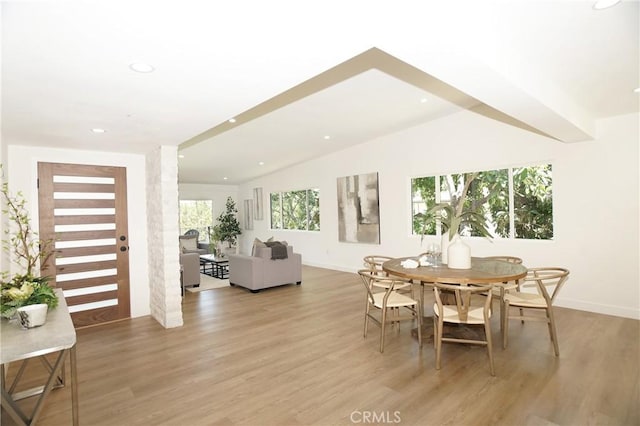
[2, 265, 639, 425]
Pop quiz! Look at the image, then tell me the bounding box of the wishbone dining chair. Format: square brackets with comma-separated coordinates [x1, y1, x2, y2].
[482, 256, 525, 325]
[358, 269, 422, 353]
[433, 282, 496, 376]
[502, 267, 570, 356]
[363, 255, 393, 271]
[363, 255, 413, 295]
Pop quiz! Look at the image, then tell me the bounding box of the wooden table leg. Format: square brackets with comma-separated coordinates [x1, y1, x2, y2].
[412, 281, 436, 342]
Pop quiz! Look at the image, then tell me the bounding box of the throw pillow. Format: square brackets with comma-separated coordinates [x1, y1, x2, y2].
[179, 235, 198, 253]
[252, 238, 267, 256]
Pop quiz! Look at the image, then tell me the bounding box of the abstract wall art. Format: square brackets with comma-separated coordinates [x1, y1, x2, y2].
[253, 187, 263, 220]
[244, 199, 253, 230]
[337, 172, 380, 244]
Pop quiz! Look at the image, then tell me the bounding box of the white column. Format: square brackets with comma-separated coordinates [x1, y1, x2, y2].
[146, 145, 183, 328]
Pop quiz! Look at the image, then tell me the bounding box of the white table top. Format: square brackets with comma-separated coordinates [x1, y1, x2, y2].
[1, 289, 76, 364]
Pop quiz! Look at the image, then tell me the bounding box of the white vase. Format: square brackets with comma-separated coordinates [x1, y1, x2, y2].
[447, 236, 471, 269]
[440, 232, 458, 264]
[16, 303, 48, 328]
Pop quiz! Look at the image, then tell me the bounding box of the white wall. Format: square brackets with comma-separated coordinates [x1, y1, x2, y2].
[0, 0, 5, 271]
[0, 140, 9, 277]
[6, 145, 151, 318]
[6, 111, 636, 321]
[238, 111, 639, 319]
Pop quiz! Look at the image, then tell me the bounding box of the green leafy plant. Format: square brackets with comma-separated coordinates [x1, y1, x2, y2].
[1, 274, 58, 319]
[207, 226, 222, 257]
[416, 172, 492, 242]
[213, 197, 242, 248]
[1, 167, 58, 318]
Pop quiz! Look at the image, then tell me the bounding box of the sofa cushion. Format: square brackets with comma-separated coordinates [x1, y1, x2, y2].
[179, 235, 198, 253]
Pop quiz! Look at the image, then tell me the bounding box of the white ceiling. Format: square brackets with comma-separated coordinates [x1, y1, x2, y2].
[2, 0, 638, 185]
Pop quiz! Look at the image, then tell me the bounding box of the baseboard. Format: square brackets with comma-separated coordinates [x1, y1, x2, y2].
[302, 261, 358, 274]
[555, 297, 640, 320]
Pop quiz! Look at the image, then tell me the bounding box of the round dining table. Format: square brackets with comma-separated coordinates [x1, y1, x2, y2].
[382, 256, 528, 340]
[382, 256, 527, 285]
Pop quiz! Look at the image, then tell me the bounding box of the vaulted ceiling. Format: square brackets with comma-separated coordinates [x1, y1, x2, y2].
[2, 1, 638, 184]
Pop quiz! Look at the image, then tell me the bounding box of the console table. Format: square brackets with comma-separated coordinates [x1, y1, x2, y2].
[1, 289, 78, 426]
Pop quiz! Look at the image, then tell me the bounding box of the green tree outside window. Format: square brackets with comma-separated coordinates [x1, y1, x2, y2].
[179, 200, 213, 241]
[270, 188, 320, 231]
[411, 164, 553, 240]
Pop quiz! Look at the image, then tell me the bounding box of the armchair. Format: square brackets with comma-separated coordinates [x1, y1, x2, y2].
[180, 252, 201, 289]
[179, 231, 206, 291]
[179, 232, 208, 255]
[229, 245, 302, 292]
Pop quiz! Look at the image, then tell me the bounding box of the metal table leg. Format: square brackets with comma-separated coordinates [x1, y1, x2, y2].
[0, 346, 79, 426]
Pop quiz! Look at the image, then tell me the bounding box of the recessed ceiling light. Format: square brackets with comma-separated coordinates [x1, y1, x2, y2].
[91, 128, 106, 133]
[592, 0, 621, 10]
[634, 87, 640, 93]
[228, 118, 236, 123]
[129, 62, 155, 73]
[178, 154, 185, 159]
[258, 161, 265, 166]
[324, 135, 331, 140]
[420, 98, 428, 103]
[223, 177, 228, 180]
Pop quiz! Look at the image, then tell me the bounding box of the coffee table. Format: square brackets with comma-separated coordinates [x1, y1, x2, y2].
[199, 254, 229, 279]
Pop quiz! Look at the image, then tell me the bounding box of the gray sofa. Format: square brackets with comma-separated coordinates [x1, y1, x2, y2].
[229, 245, 302, 292]
[180, 252, 201, 288]
[179, 233, 207, 290]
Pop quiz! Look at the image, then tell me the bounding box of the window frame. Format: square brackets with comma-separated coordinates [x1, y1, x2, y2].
[178, 199, 214, 242]
[270, 188, 320, 232]
[410, 163, 553, 241]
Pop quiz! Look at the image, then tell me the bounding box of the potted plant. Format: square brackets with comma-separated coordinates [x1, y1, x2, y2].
[2, 274, 58, 326]
[1, 171, 58, 323]
[207, 226, 222, 258]
[417, 173, 492, 268]
[212, 197, 242, 256]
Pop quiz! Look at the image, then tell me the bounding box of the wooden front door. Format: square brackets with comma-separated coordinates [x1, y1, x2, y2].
[38, 162, 131, 328]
